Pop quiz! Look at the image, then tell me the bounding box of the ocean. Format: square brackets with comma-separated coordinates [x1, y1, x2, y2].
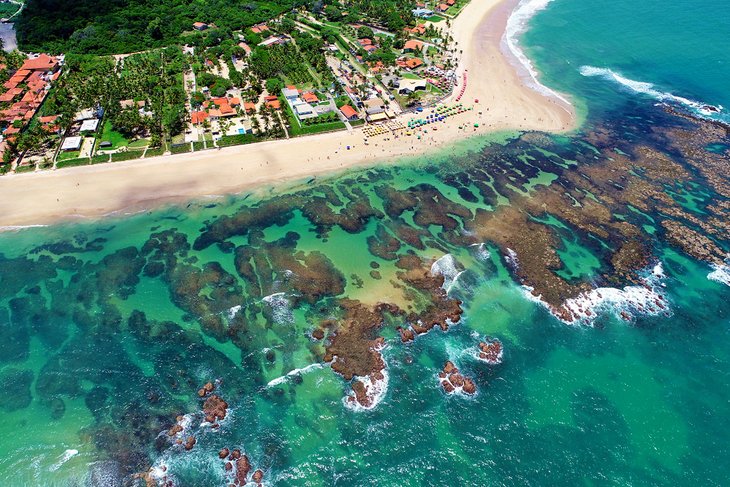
[0, 0, 728, 485]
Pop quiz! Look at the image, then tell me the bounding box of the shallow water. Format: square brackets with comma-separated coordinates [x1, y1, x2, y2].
[0, 0, 729, 485]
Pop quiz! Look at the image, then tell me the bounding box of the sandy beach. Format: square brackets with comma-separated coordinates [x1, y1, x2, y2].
[0, 0, 575, 228]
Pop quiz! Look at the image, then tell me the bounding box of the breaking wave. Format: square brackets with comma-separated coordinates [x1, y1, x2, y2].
[262, 292, 294, 324]
[708, 261, 730, 287]
[431, 254, 465, 294]
[525, 263, 671, 325]
[579, 66, 724, 117]
[266, 363, 324, 387]
[503, 0, 571, 105]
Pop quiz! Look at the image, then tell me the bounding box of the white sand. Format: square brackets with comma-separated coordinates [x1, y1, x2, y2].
[0, 0, 575, 228]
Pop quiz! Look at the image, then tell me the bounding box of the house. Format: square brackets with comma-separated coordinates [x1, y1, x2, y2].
[0, 87, 23, 103]
[264, 96, 281, 109]
[250, 23, 270, 35]
[282, 87, 299, 101]
[61, 136, 83, 151]
[340, 105, 359, 121]
[397, 78, 427, 94]
[363, 97, 386, 115]
[79, 119, 100, 132]
[409, 24, 427, 35]
[447, 0, 456, 5]
[193, 22, 208, 31]
[405, 58, 424, 69]
[243, 102, 256, 113]
[436, 3, 450, 12]
[238, 42, 252, 56]
[412, 8, 434, 18]
[191, 111, 209, 124]
[258, 35, 291, 47]
[302, 92, 319, 104]
[21, 54, 60, 73]
[292, 101, 316, 119]
[403, 40, 424, 53]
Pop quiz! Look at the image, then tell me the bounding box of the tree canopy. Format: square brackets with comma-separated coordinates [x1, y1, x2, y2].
[16, 0, 304, 54]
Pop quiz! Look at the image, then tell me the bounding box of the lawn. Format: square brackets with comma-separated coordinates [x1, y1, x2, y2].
[99, 120, 129, 150]
[57, 150, 82, 161]
[426, 15, 445, 23]
[127, 138, 150, 149]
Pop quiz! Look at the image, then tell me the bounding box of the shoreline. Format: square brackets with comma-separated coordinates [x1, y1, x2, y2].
[0, 0, 576, 229]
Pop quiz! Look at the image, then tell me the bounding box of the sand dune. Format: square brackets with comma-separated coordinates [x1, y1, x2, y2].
[0, 0, 575, 228]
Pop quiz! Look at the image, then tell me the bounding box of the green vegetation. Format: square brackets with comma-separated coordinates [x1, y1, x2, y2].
[0, 3, 21, 19]
[56, 150, 82, 161]
[91, 154, 111, 164]
[145, 146, 166, 158]
[111, 151, 143, 162]
[14, 164, 36, 173]
[170, 143, 191, 154]
[218, 134, 257, 147]
[99, 120, 129, 150]
[17, 0, 304, 54]
[55, 158, 89, 168]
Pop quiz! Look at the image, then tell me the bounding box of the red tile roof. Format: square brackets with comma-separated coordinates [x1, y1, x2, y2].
[21, 54, 58, 72]
[403, 40, 424, 51]
[340, 105, 358, 119]
[191, 111, 209, 124]
[219, 103, 235, 116]
[0, 88, 23, 102]
[265, 99, 281, 110]
[244, 102, 256, 112]
[302, 92, 319, 103]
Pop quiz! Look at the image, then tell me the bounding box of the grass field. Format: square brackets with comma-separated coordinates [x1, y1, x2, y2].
[99, 121, 129, 150]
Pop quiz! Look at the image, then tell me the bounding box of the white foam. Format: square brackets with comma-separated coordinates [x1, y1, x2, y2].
[579, 66, 724, 116]
[343, 368, 390, 412]
[262, 292, 294, 324]
[49, 449, 79, 472]
[470, 242, 491, 261]
[504, 248, 520, 269]
[503, 0, 571, 105]
[226, 305, 242, 320]
[430, 254, 464, 294]
[524, 263, 671, 325]
[708, 262, 730, 287]
[0, 224, 49, 232]
[266, 363, 324, 387]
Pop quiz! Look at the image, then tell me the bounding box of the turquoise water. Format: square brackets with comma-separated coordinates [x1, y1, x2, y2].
[524, 0, 730, 122]
[0, 1, 728, 486]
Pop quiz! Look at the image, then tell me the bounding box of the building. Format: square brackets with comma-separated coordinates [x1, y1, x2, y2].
[258, 35, 291, 47]
[191, 111, 209, 124]
[412, 8, 434, 18]
[282, 87, 299, 101]
[403, 40, 424, 53]
[79, 119, 100, 132]
[61, 136, 83, 151]
[363, 97, 386, 115]
[436, 3, 450, 12]
[302, 92, 319, 104]
[340, 105, 359, 121]
[397, 78, 427, 95]
[193, 22, 208, 31]
[250, 23, 270, 34]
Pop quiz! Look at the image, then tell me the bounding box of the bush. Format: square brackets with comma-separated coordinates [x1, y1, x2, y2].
[111, 151, 143, 162]
[170, 143, 191, 154]
[145, 146, 165, 158]
[91, 154, 111, 164]
[56, 158, 89, 169]
[218, 134, 257, 147]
